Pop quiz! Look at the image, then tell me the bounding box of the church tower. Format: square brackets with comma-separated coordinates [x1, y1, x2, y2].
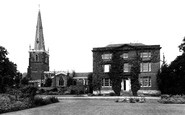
[27, 10, 49, 87]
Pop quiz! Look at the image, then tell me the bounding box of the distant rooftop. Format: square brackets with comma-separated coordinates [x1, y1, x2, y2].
[106, 43, 146, 47]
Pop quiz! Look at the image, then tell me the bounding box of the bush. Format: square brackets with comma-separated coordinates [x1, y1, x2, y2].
[38, 89, 45, 94]
[129, 98, 136, 103]
[0, 95, 30, 114]
[20, 86, 38, 100]
[115, 97, 146, 103]
[50, 88, 58, 92]
[69, 85, 85, 95]
[0, 94, 59, 114]
[158, 95, 185, 104]
[33, 96, 59, 106]
[109, 92, 116, 96]
[49, 96, 59, 103]
[33, 97, 45, 106]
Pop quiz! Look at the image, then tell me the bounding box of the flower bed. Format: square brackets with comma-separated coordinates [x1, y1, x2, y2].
[115, 97, 146, 103]
[0, 94, 59, 114]
[158, 95, 185, 104]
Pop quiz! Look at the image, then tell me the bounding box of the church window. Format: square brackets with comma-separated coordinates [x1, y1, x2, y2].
[59, 78, 64, 86]
[45, 57, 48, 63]
[36, 55, 39, 62]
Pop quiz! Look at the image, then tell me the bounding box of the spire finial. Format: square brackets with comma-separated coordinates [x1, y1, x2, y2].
[38, 4, 40, 10]
[29, 44, 31, 50]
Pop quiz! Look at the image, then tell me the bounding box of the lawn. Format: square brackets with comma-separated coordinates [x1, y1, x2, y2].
[3, 99, 185, 115]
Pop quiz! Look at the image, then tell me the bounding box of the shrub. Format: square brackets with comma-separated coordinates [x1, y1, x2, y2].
[33, 96, 59, 106]
[109, 92, 116, 96]
[129, 98, 136, 103]
[115, 97, 146, 103]
[158, 95, 185, 104]
[69, 85, 85, 95]
[20, 86, 38, 100]
[49, 96, 59, 103]
[50, 88, 58, 92]
[38, 89, 45, 94]
[33, 97, 45, 106]
[43, 98, 52, 105]
[0, 94, 59, 114]
[0, 95, 30, 114]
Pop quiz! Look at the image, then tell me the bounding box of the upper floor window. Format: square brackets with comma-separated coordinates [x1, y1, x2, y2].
[123, 63, 130, 72]
[102, 78, 112, 86]
[103, 64, 111, 73]
[102, 54, 112, 61]
[140, 76, 151, 87]
[123, 53, 128, 59]
[140, 52, 151, 60]
[140, 63, 151, 72]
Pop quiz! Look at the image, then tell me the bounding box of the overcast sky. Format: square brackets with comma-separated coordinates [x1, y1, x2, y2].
[0, 0, 184, 73]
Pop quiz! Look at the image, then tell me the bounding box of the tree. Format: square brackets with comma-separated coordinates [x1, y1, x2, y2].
[109, 51, 123, 96]
[14, 71, 22, 88]
[21, 77, 29, 86]
[179, 37, 185, 52]
[44, 78, 52, 87]
[87, 72, 93, 94]
[157, 37, 185, 95]
[92, 74, 102, 94]
[129, 52, 141, 96]
[156, 62, 170, 94]
[67, 72, 74, 86]
[0, 46, 18, 93]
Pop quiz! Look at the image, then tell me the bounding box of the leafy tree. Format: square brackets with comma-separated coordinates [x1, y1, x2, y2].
[129, 52, 141, 96]
[87, 72, 93, 94]
[14, 71, 22, 88]
[0, 46, 18, 93]
[67, 71, 74, 86]
[156, 62, 170, 94]
[109, 51, 123, 96]
[179, 37, 185, 52]
[21, 77, 29, 85]
[44, 78, 52, 87]
[92, 74, 102, 94]
[157, 38, 185, 95]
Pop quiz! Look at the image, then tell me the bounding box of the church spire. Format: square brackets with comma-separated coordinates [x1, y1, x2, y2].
[34, 10, 45, 51]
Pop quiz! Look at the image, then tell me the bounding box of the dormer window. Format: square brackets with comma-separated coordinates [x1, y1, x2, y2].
[102, 54, 112, 61]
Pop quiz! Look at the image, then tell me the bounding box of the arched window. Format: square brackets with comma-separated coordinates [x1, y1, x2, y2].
[35, 55, 39, 62]
[45, 57, 48, 63]
[59, 78, 64, 86]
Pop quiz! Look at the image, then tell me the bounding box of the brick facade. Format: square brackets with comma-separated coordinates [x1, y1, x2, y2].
[92, 43, 161, 93]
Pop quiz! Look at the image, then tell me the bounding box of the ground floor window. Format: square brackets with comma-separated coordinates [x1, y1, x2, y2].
[102, 78, 111, 86]
[139, 76, 151, 87]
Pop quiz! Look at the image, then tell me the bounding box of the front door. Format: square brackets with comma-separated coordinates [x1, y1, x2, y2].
[121, 78, 131, 91]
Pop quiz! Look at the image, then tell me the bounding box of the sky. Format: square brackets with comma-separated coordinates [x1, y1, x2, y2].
[0, 0, 184, 73]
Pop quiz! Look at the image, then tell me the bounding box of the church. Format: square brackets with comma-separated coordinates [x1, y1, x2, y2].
[27, 10, 50, 87]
